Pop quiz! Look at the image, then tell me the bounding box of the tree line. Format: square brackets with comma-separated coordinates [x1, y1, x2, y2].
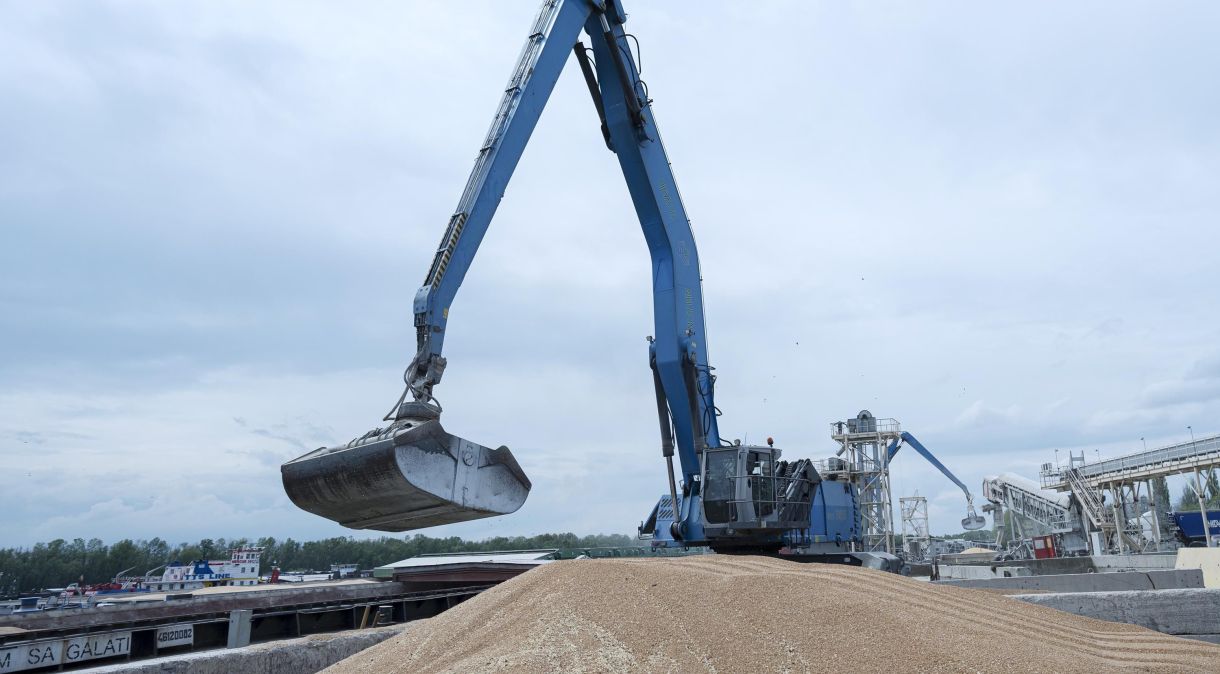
[1175, 470, 1220, 511]
[0, 532, 641, 597]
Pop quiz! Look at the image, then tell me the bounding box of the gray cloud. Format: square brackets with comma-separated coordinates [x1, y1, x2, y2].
[3, 1, 1219, 545]
[1139, 357, 1220, 409]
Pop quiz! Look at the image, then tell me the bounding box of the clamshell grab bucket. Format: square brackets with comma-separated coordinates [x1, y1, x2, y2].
[281, 415, 531, 532]
[961, 505, 987, 531]
[961, 514, 987, 531]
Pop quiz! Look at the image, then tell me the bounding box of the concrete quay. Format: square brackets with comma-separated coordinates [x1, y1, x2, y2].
[1012, 588, 1220, 644]
[935, 568, 1204, 592]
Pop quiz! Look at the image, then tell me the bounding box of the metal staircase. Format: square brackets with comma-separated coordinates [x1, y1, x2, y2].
[1064, 468, 1147, 551]
[1065, 468, 1111, 529]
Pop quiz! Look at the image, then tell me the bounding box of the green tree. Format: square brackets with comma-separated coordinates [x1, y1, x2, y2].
[198, 538, 217, 560]
[1178, 485, 1201, 511]
[1176, 472, 1220, 512]
[0, 532, 645, 594]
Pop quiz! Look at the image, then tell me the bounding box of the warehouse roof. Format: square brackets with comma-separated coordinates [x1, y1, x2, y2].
[373, 550, 558, 584]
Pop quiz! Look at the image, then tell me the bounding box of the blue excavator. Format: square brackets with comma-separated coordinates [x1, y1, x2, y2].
[280, 0, 912, 568]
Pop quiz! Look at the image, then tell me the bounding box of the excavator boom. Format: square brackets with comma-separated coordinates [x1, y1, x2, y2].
[281, 0, 723, 535]
[887, 432, 987, 531]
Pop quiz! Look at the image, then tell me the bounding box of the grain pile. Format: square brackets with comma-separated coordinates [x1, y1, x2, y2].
[327, 555, 1220, 673]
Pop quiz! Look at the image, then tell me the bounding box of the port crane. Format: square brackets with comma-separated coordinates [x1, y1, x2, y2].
[887, 433, 987, 531]
[282, 0, 885, 564]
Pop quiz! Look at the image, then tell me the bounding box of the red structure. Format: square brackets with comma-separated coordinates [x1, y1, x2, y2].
[1032, 535, 1057, 559]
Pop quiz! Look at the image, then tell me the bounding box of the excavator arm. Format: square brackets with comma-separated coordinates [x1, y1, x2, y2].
[281, 0, 729, 535]
[405, 0, 592, 407]
[409, 0, 719, 478]
[887, 432, 987, 530]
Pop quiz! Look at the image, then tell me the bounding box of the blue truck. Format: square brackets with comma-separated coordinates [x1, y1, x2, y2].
[1172, 510, 1220, 546]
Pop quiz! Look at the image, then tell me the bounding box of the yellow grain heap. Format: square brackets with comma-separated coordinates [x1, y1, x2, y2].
[328, 555, 1220, 673]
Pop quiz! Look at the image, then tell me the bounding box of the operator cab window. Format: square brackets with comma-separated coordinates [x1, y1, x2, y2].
[747, 450, 775, 518]
[703, 450, 738, 524]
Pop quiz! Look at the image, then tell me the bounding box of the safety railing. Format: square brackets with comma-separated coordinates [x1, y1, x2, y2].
[702, 472, 818, 527]
[1041, 434, 1220, 486]
[829, 418, 902, 437]
[1065, 468, 1111, 528]
[810, 458, 845, 476]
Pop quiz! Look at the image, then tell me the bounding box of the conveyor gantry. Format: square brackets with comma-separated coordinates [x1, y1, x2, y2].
[1041, 434, 1220, 489]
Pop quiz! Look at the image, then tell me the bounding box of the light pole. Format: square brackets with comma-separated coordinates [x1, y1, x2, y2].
[1189, 426, 1195, 443]
[1141, 437, 1147, 452]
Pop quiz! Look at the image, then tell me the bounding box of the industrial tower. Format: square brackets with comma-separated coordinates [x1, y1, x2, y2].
[832, 411, 902, 553]
[900, 495, 931, 561]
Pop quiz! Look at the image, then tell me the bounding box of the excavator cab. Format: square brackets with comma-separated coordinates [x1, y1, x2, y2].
[700, 446, 819, 535]
[280, 403, 531, 532]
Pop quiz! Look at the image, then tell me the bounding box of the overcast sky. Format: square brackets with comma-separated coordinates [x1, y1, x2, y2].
[2, 1, 1218, 548]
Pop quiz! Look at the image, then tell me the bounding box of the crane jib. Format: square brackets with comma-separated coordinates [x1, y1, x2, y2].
[281, 0, 766, 549]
